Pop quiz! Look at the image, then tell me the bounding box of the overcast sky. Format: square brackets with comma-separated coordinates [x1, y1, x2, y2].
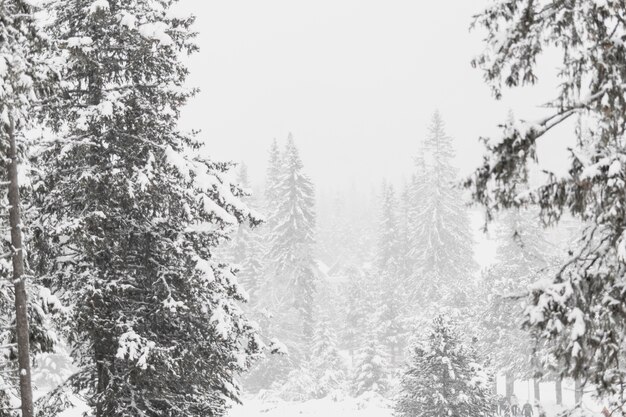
[178, 0, 569, 195]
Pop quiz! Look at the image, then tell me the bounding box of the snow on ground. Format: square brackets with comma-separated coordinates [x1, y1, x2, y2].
[229, 393, 392, 417]
[229, 378, 605, 417]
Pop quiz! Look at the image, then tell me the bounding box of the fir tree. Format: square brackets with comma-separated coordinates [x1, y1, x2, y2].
[341, 266, 370, 359]
[0, 2, 58, 415]
[310, 313, 345, 398]
[410, 113, 476, 308]
[467, 0, 626, 405]
[352, 338, 389, 397]
[375, 182, 407, 367]
[395, 315, 493, 417]
[32, 2, 263, 416]
[264, 138, 282, 228]
[377, 182, 401, 271]
[228, 163, 264, 304]
[266, 134, 317, 355]
[477, 208, 553, 383]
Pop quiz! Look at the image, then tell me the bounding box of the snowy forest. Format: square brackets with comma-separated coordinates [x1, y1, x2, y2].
[1, 1, 626, 417]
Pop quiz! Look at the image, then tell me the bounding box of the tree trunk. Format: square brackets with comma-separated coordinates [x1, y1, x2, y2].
[7, 113, 34, 417]
[505, 372, 515, 399]
[575, 379, 583, 404]
[534, 379, 541, 402]
[493, 374, 498, 396]
[555, 377, 562, 405]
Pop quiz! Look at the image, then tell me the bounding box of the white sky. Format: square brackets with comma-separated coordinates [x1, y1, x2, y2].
[175, 0, 577, 268]
[178, 0, 571, 196]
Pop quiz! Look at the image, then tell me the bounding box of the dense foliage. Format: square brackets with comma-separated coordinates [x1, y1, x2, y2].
[467, 0, 626, 405]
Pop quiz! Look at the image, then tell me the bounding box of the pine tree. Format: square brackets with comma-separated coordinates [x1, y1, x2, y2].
[32, 2, 263, 416]
[374, 182, 407, 367]
[228, 163, 264, 304]
[395, 315, 493, 417]
[467, 0, 626, 405]
[376, 277, 406, 368]
[377, 182, 401, 271]
[341, 266, 370, 360]
[406, 155, 426, 278]
[264, 138, 282, 228]
[310, 314, 345, 398]
[0, 2, 58, 415]
[478, 208, 553, 383]
[352, 337, 389, 397]
[266, 134, 317, 356]
[410, 113, 476, 308]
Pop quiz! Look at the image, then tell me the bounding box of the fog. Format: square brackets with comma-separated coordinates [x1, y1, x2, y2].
[8, 1, 609, 416]
[178, 0, 569, 193]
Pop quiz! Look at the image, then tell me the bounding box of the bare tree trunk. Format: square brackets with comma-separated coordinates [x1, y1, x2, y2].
[505, 372, 515, 399]
[533, 379, 541, 402]
[7, 114, 34, 417]
[555, 377, 562, 405]
[493, 374, 498, 396]
[574, 379, 583, 404]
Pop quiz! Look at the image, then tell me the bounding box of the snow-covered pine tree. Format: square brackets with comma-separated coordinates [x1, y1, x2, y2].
[228, 163, 264, 303]
[32, 2, 263, 416]
[477, 208, 554, 391]
[410, 113, 476, 308]
[377, 181, 401, 271]
[466, 0, 626, 405]
[310, 313, 345, 398]
[0, 2, 59, 415]
[397, 179, 413, 281]
[375, 182, 407, 368]
[405, 155, 425, 279]
[352, 337, 389, 397]
[341, 265, 371, 360]
[395, 315, 493, 417]
[264, 138, 282, 228]
[267, 134, 317, 356]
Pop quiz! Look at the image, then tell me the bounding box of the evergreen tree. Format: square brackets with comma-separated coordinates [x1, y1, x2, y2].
[228, 163, 264, 304]
[0, 2, 58, 415]
[375, 276, 406, 368]
[32, 2, 263, 416]
[406, 155, 426, 279]
[264, 138, 282, 228]
[352, 337, 389, 397]
[477, 208, 553, 384]
[395, 315, 492, 417]
[374, 182, 407, 367]
[377, 182, 401, 270]
[467, 0, 626, 405]
[266, 134, 317, 357]
[397, 179, 414, 280]
[410, 113, 476, 308]
[341, 266, 371, 360]
[310, 314, 345, 398]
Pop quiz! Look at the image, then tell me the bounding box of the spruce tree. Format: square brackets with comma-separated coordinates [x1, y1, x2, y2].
[0, 2, 57, 415]
[374, 182, 407, 367]
[467, 0, 626, 405]
[32, 2, 263, 416]
[264, 138, 282, 228]
[266, 134, 317, 357]
[310, 314, 345, 398]
[395, 315, 493, 417]
[478, 208, 553, 384]
[352, 337, 389, 397]
[228, 163, 264, 304]
[410, 113, 476, 308]
[341, 266, 370, 360]
[377, 182, 401, 271]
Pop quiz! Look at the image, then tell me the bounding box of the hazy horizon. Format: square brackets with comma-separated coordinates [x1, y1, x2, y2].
[178, 0, 572, 195]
